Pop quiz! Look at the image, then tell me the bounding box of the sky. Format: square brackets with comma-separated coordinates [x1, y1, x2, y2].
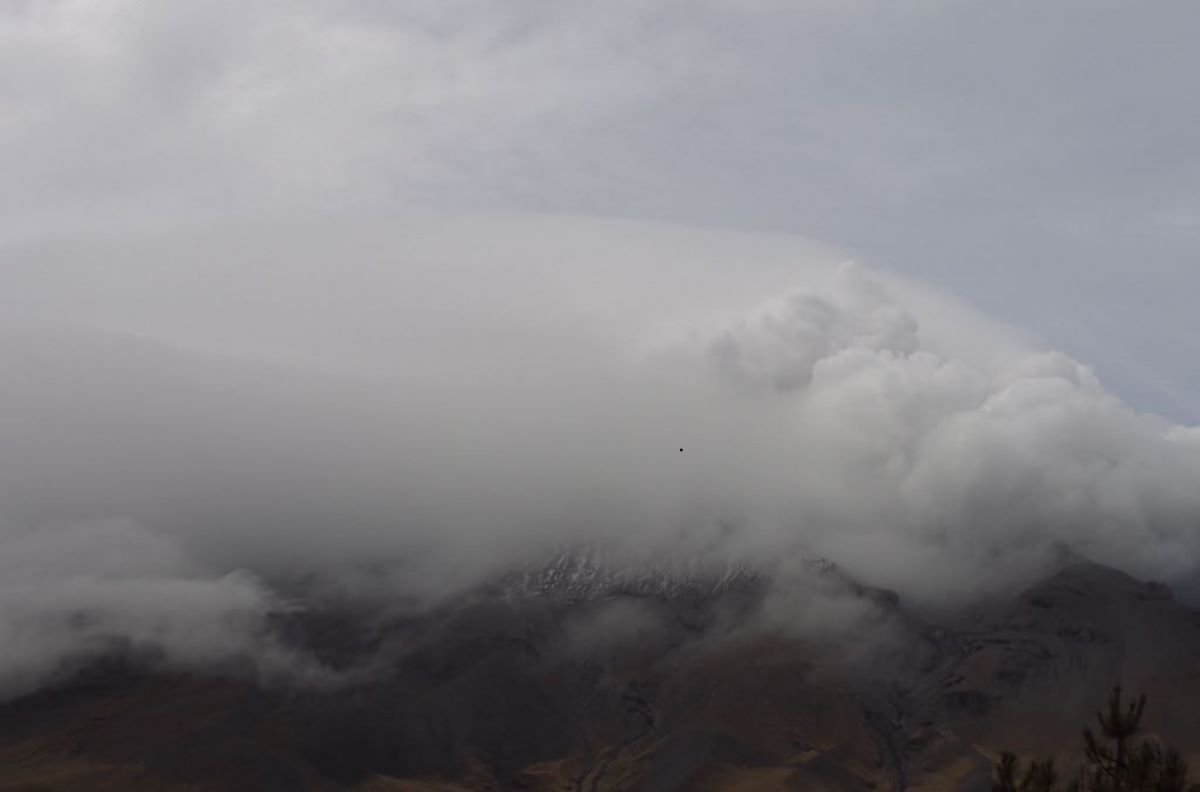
[2, 1, 1200, 696]
[3, 0, 1199, 418]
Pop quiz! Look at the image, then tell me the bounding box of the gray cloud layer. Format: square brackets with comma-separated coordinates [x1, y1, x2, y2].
[4, 0, 1198, 417]
[1, 216, 1199, 696]
[2, 2, 1199, 696]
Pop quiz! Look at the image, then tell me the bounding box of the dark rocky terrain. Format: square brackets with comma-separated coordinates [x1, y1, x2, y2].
[2, 557, 1198, 791]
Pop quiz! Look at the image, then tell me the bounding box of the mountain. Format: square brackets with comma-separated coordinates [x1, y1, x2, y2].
[1, 559, 1198, 791]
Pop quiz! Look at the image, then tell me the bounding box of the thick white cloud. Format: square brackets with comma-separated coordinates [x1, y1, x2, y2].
[3, 1, 1200, 695]
[0, 217, 1197, 636]
[698, 265, 920, 392]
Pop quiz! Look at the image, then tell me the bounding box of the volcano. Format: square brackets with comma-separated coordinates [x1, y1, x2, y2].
[1, 558, 1198, 791]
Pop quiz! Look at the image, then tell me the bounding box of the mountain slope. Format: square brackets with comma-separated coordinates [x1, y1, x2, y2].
[1, 560, 1198, 791]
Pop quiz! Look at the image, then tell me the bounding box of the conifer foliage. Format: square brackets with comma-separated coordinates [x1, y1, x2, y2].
[993, 686, 1198, 792]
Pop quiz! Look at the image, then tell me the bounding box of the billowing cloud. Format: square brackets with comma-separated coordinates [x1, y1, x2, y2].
[0, 216, 1198, 698]
[3, 1, 1200, 698]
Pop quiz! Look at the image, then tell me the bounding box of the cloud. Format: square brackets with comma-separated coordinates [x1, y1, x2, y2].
[698, 264, 920, 393]
[0, 0, 724, 232]
[3, 0, 1200, 695]
[0, 517, 320, 699]
[4, 0, 1200, 421]
[0, 215, 1197, 626]
[645, 262, 1200, 606]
